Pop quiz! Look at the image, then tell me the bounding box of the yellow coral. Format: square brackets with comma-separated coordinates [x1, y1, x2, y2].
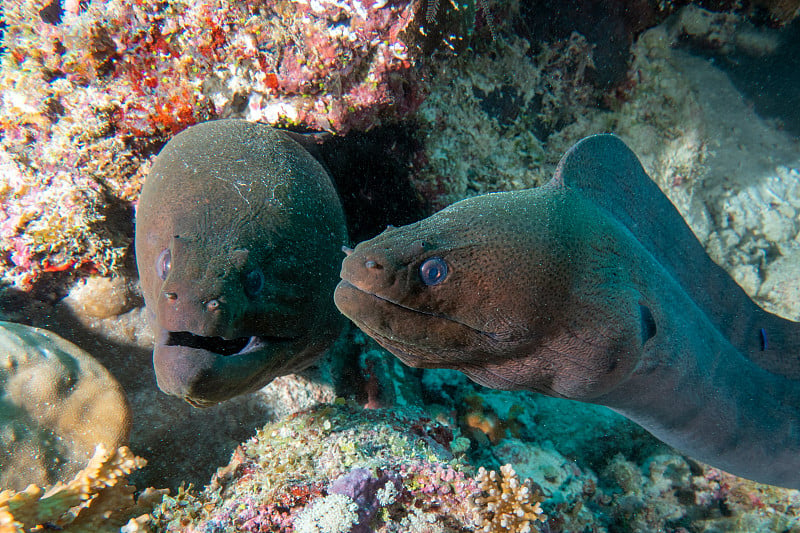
[0, 445, 157, 533]
[471, 464, 546, 533]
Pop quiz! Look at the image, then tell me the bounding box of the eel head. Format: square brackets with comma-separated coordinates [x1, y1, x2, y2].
[135, 119, 348, 407]
[335, 188, 650, 400]
[147, 235, 326, 407]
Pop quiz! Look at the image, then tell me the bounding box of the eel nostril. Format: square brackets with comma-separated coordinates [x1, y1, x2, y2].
[365, 260, 382, 270]
[164, 291, 178, 300]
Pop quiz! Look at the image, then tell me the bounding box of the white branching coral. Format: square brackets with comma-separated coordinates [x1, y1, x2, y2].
[471, 463, 545, 533]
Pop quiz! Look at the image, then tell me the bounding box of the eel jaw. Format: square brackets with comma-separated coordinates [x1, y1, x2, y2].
[153, 328, 297, 407]
[165, 331, 269, 357]
[334, 281, 540, 392]
[333, 279, 495, 368]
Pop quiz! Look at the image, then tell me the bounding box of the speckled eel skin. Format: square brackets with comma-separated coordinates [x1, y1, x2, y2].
[136, 119, 348, 407]
[334, 134, 800, 488]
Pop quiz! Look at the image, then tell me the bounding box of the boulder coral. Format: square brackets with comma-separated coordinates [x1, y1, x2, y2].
[0, 321, 131, 491]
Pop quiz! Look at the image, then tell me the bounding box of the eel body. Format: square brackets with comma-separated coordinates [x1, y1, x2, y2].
[334, 134, 800, 488]
[135, 119, 348, 407]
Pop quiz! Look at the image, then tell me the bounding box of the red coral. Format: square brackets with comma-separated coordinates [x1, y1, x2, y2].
[238, 483, 325, 533]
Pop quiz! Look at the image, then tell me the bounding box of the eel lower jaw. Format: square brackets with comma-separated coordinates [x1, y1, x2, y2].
[356, 320, 439, 370]
[354, 310, 538, 392]
[153, 329, 302, 406]
[334, 280, 512, 369]
[165, 330, 294, 357]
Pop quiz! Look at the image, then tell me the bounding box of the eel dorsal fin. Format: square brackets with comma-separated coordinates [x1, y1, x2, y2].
[549, 134, 800, 379]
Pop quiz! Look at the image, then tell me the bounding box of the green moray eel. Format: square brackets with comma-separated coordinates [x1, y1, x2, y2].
[135, 119, 348, 407]
[334, 134, 800, 488]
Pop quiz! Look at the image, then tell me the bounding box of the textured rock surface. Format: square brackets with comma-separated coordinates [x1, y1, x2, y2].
[0, 321, 131, 491]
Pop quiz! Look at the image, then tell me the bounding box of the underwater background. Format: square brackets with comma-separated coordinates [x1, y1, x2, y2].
[1, 0, 800, 531]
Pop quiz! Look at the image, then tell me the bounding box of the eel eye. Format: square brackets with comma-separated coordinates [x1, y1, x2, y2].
[419, 256, 448, 286]
[244, 268, 265, 297]
[156, 248, 171, 280]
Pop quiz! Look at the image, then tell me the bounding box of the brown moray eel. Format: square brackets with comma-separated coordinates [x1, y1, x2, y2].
[335, 134, 800, 488]
[135, 119, 348, 407]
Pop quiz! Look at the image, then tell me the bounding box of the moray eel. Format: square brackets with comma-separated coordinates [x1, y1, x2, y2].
[135, 119, 348, 407]
[335, 134, 800, 488]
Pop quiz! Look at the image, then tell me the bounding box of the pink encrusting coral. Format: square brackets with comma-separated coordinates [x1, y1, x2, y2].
[0, 0, 423, 289]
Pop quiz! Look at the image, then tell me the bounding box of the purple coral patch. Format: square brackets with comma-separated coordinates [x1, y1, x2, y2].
[329, 468, 400, 533]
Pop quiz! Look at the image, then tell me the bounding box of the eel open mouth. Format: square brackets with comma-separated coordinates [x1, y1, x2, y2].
[165, 331, 293, 356]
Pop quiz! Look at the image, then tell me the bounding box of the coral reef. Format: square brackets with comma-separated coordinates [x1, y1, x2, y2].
[0, 444, 159, 533]
[144, 401, 550, 532]
[135, 392, 800, 532]
[0, 0, 422, 289]
[0, 320, 131, 491]
[121, 394, 800, 533]
[413, 33, 599, 210]
[293, 492, 361, 533]
[420, 368, 666, 473]
[599, 453, 800, 532]
[62, 275, 134, 320]
[418, 364, 800, 532]
[618, 11, 800, 319]
[512, 0, 799, 92]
